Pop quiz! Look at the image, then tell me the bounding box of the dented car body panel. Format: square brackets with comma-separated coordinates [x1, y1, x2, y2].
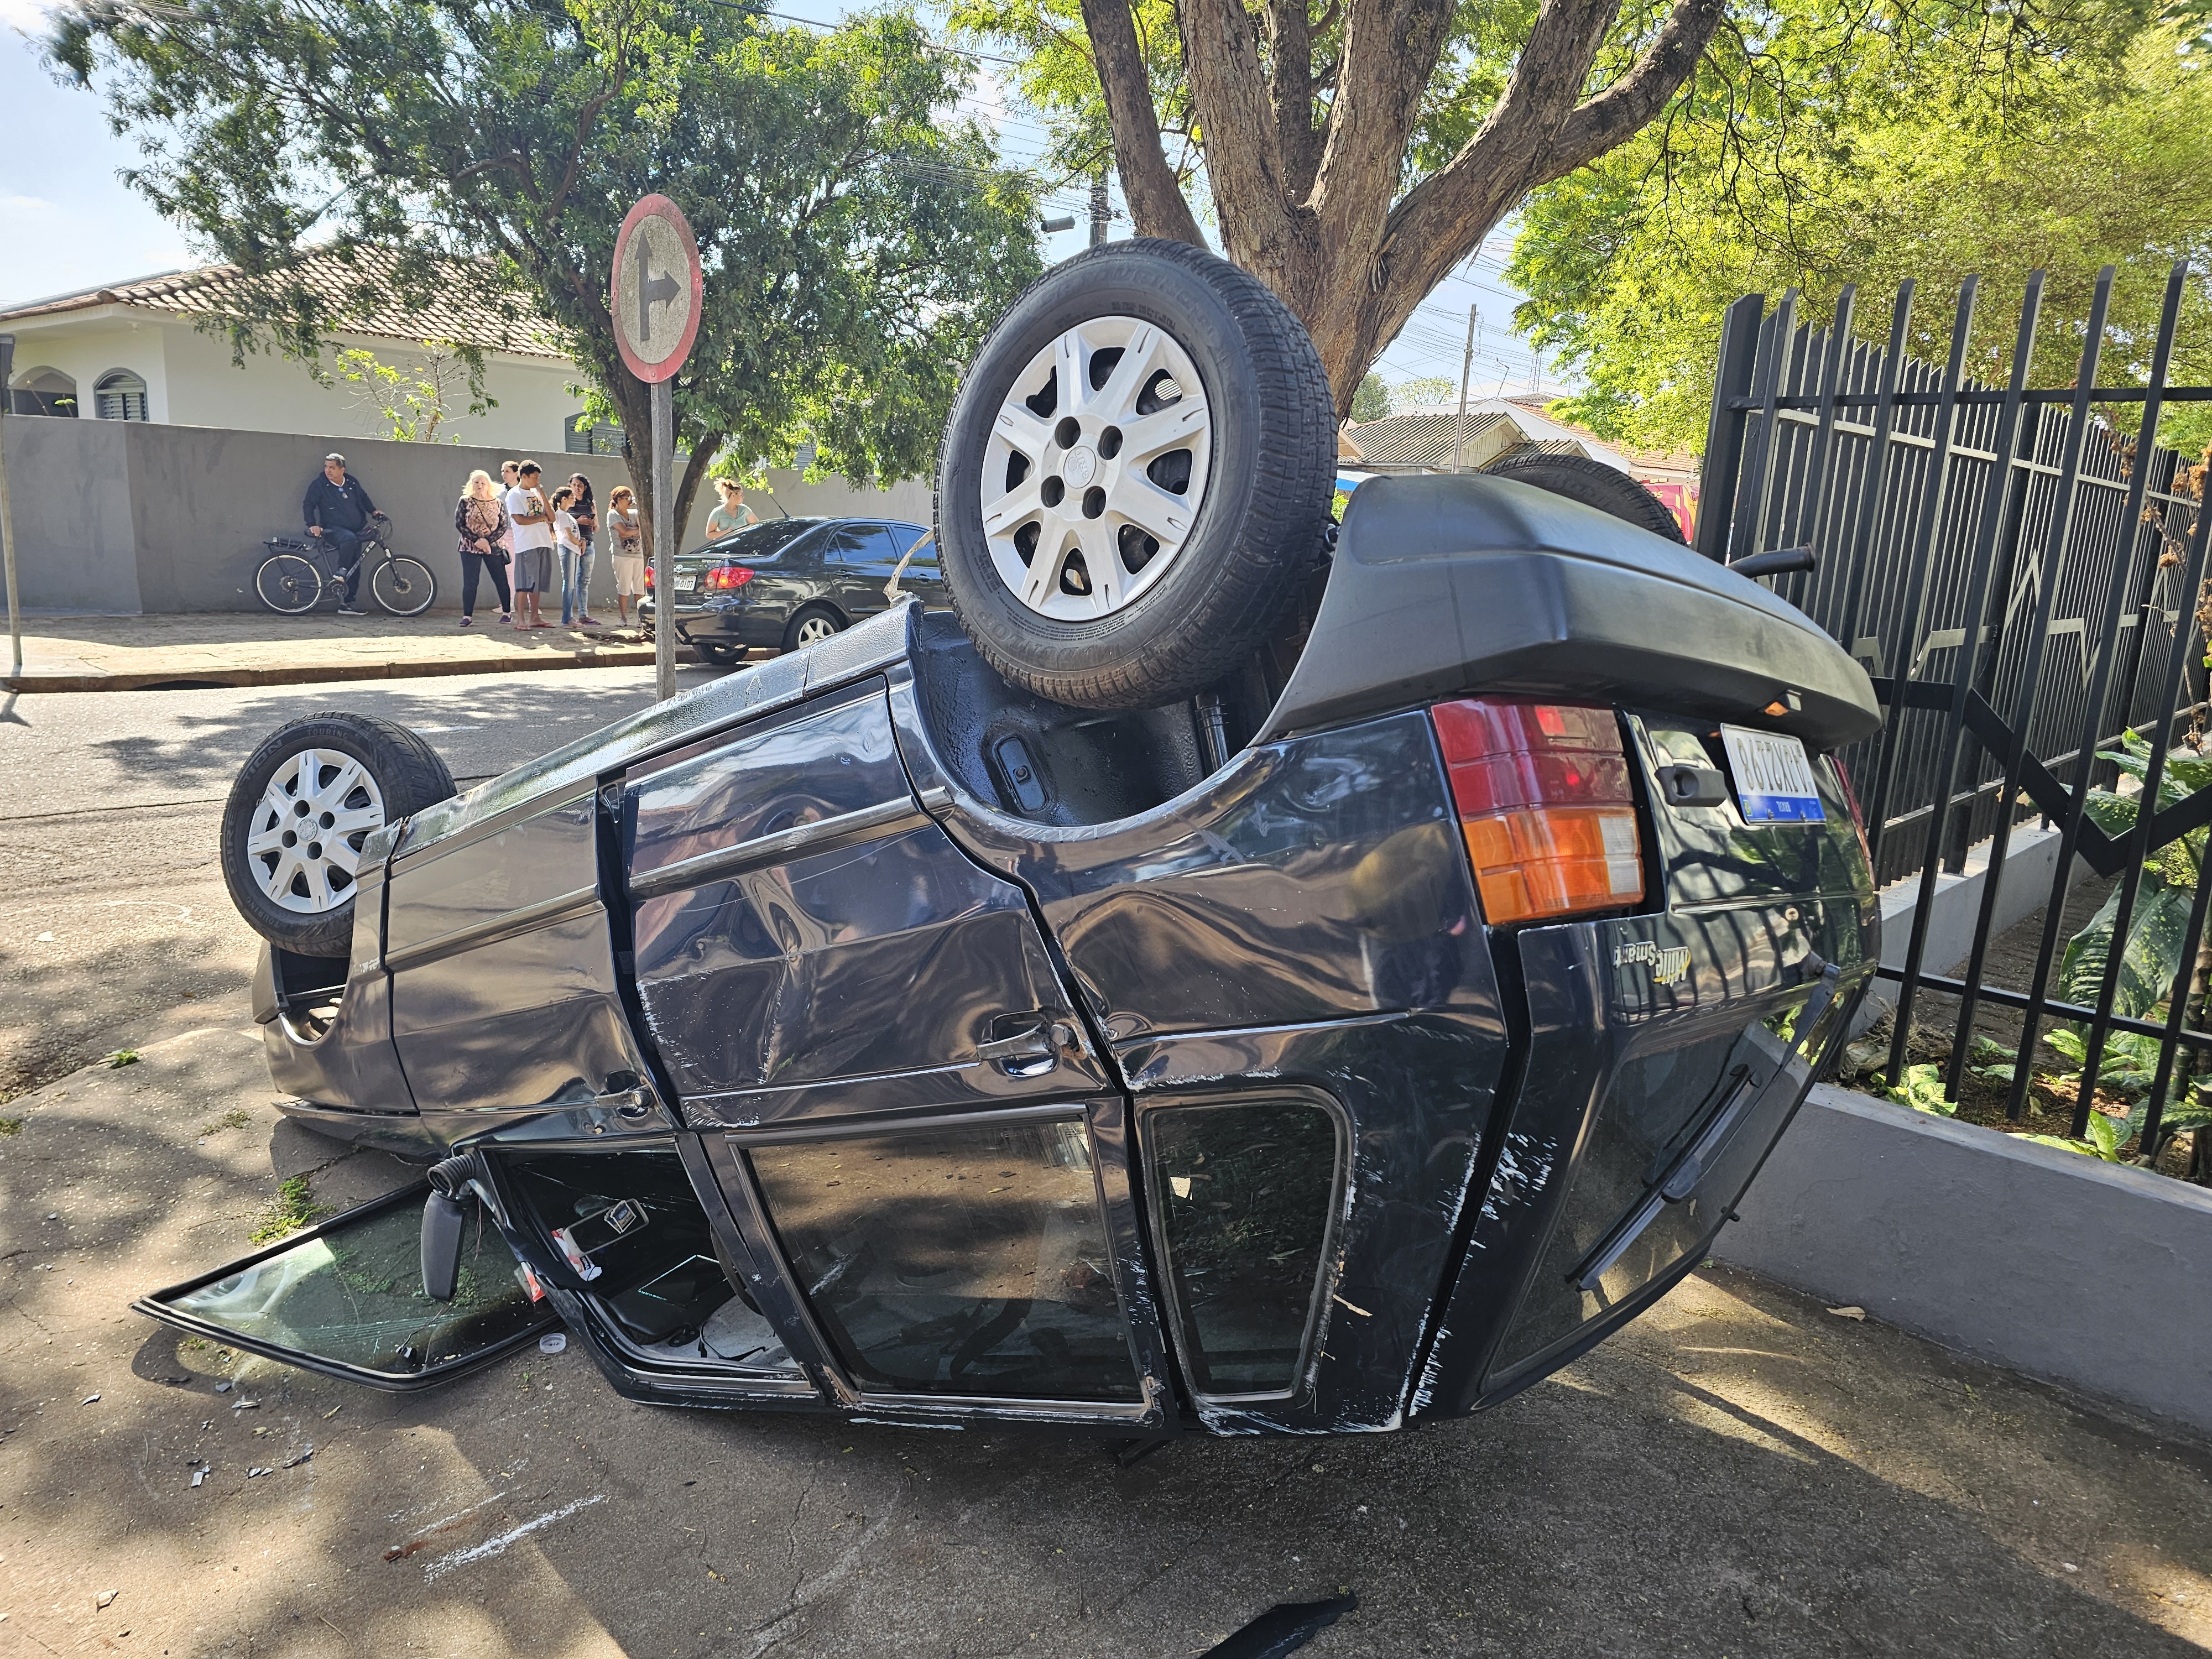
[164, 474, 1881, 1436]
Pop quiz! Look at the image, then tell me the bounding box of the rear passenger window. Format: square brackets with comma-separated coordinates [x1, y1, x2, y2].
[1146, 1098, 1342, 1399]
[822, 525, 881, 566]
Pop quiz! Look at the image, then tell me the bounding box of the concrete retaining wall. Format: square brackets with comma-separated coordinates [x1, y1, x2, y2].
[0, 415, 924, 615]
[1720, 1082, 2212, 1436]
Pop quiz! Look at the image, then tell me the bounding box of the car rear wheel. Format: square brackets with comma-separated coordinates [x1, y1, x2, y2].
[220, 713, 457, 958]
[935, 239, 1335, 710]
[695, 640, 747, 665]
[1482, 450, 1686, 544]
[784, 606, 842, 651]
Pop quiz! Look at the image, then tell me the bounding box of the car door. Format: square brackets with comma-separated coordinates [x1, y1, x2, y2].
[617, 675, 1176, 1426]
[382, 786, 658, 1131]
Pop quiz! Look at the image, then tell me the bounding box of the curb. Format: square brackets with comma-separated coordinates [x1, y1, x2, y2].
[4, 642, 702, 694]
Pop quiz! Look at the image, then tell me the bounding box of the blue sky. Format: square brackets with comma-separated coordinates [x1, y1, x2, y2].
[0, 4, 1554, 395]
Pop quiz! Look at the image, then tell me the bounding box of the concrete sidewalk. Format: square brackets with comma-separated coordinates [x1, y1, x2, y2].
[3, 611, 705, 692]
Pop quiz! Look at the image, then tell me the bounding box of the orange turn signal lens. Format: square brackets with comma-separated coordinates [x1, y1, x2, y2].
[1432, 697, 1646, 925]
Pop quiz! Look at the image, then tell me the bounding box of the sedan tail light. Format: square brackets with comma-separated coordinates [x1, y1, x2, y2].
[705, 565, 753, 591]
[1431, 698, 1645, 926]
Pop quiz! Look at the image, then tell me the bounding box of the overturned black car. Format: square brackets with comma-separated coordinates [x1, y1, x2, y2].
[151, 242, 1880, 1441]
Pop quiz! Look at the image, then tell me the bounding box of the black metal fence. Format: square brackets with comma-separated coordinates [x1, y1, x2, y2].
[1695, 264, 2212, 1156]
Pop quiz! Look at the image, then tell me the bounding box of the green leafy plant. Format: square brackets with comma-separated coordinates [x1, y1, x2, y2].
[329, 338, 487, 443]
[1885, 1063, 1957, 1118]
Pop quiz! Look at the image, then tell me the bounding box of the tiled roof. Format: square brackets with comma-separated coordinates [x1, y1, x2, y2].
[0, 245, 568, 361]
[1339, 408, 1516, 471]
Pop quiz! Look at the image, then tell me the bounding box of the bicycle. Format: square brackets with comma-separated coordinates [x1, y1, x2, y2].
[255, 518, 438, 617]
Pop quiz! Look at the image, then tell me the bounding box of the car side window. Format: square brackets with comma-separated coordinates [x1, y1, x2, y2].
[821, 525, 880, 567]
[888, 526, 938, 577]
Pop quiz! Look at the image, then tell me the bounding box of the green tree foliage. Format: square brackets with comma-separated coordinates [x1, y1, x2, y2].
[48, 0, 1044, 546]
[331, 340, 488, 444]
[1509, 18, 2212, 455]
[1392, 377, 1458, 411]
[1350, 372, 1392, 422]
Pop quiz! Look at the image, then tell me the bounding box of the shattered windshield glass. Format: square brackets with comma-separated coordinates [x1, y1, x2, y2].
[152, 1188, 546, 1384]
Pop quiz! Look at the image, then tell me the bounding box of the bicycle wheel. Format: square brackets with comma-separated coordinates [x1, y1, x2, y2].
[371, 556, 438, 617]
[255, 553, 324, 615]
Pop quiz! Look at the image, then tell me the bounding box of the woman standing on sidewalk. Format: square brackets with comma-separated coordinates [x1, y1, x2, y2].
[564, 472, 603, 627]
[607, 486, 644, 625]
[454, 469, 513, 626]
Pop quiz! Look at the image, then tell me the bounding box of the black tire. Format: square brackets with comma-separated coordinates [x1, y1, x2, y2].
[221, 713, 457, 957]
[1481, 450, 1686, 544]
[255, 553, 324, 615]
[371, 555, 439, 617]
[695, 640, 748, 665]
[782, 604, 843, 653]
[935, 238, 1335, 710]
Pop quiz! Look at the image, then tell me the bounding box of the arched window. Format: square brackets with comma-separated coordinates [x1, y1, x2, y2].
[9, 367, 77, 418]
[93, 369, 149, 421]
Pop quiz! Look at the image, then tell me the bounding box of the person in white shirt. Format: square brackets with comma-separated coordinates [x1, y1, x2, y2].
[552, 487, 588, 629]
[505, 460, 555, 629]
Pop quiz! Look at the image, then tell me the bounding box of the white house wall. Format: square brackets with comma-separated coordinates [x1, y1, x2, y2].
[5, 311, 588, 452]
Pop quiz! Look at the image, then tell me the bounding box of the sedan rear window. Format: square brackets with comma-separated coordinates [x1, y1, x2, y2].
[690, 520, 816, 562]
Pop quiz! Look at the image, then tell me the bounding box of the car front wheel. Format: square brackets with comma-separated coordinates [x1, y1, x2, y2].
[220, 713, 457, 958]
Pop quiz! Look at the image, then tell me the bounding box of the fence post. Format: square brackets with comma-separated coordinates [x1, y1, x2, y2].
[1694, 294, 1765, 562]
[1834, 282, 1916, 662]
[2033, 260, 2189, 1124]
[1929, 273, 2046, 1100]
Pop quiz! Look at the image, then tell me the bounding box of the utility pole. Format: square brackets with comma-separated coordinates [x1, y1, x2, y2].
[1089, 169, 1109, 248]
[0, 332, 19, 685]
[1451, 305, 1479, 472]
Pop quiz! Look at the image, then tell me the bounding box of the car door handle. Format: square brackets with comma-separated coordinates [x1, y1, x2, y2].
[976, 1019, 1075, 1063]
[596, 1084, 658, 1119]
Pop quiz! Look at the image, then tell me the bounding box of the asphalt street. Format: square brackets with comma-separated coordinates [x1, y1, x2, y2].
[0, 665, 728, 1103]
[3, 666, 2211, 1657]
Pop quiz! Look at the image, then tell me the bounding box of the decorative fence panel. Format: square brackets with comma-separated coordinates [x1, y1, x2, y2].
[1695, 265, 2212, 1158]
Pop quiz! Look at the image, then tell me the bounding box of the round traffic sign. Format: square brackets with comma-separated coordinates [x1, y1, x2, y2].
[611, 195, 703, 383]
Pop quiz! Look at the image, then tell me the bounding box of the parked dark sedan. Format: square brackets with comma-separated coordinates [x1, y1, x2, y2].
[641, 515, 943, 664]
[172, 242, 1880, 1445]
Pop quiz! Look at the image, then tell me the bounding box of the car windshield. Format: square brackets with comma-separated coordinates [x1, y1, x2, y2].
[686, 519, 817, 562]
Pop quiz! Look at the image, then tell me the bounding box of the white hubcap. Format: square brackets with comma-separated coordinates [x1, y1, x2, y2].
[982, 315, 1212, 622]
[246, 748, 385, 914]
[797, 616, 836, 645]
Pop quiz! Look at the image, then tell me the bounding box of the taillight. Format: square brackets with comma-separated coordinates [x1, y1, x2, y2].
[705, 565, 753, 591]
[643, 564, 652, 589]
[1431, 698, 1645, 926]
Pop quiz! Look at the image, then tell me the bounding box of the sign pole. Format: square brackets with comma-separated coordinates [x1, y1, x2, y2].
[609, 192, 703, 705]
[0, 332, 20, 686]
[651, 375, 675, 703]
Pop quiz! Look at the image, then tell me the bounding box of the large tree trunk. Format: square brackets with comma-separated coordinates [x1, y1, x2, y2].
[1108, 0, 1725, 416]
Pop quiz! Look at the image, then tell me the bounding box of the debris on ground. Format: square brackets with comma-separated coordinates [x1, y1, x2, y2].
[81, 1394, 99, 1405]
[96, 1592, 118, 1610]
[190, 1467, 207, 1488]
[283, 1445, 314, 1468]
[1828, 1306, 1868, 1321]
[103, 1050, 139, 1068]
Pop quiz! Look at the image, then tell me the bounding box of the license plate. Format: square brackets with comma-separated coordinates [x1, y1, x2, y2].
[1719, 724, 1826, 823]
[676, 572, 698, 593]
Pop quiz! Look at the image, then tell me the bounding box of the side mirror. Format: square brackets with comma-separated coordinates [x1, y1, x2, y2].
[420, 1152, 481, 1301]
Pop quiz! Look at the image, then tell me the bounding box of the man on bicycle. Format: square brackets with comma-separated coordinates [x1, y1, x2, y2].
[301, 452, 385, 614]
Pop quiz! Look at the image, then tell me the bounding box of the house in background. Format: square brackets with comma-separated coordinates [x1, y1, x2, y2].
[1339, 393, 1700, 540]
[0, 247, 607, 456]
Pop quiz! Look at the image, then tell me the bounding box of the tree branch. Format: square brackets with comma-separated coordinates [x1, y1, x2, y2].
[1265, 0, 1322, 202]
[1547, 0, 1727, 175]
[1076, 0, 1204, 244]
[1181, 0, 1295, 270]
